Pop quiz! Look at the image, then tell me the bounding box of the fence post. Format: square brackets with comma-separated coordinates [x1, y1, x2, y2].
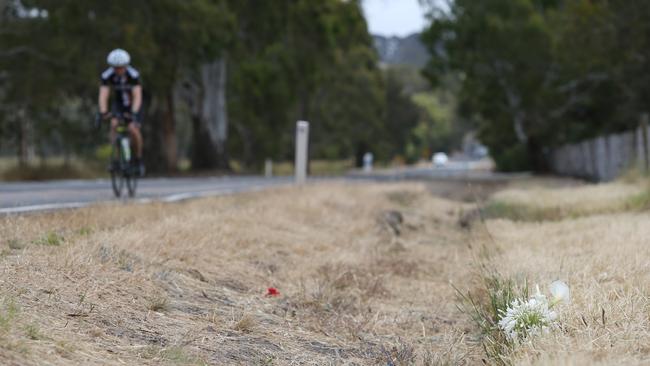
[295, 121, 309, 184]
[642, 113, 649, 172]
[589, 139, 598, 181]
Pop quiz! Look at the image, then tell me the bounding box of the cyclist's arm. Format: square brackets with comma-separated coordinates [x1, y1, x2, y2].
[131, 85, 142, 114]
[99, 86, 110, 114]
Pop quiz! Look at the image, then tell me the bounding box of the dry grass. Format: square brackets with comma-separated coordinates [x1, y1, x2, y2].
[3, 177, 648, 365]
[491, 181, 642, 211]
[481, 214, 650, 365]
[0, 181, 480, 365]
[465, 181, 650, 365]
[484, 181, 648, 221]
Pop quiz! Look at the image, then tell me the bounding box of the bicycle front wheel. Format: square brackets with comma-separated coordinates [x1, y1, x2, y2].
[110, 164, 124, 198]
[110, 140, 125, 198]
[126, 172, 137, 197]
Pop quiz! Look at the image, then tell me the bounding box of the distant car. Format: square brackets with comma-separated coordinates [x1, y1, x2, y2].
[432, 152, 449, 167]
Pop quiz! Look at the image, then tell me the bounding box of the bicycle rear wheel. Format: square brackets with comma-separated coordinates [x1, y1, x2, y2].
[110, 142, 124, 198]
[110, 165, 124, 198]
[126, 171, 137, 197]
[111, 162, 124, 198]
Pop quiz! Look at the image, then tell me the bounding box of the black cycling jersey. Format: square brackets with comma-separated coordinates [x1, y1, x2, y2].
[100, 66, 141, 111]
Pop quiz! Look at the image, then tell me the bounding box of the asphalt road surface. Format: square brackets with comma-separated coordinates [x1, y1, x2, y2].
[1, 160, 520, 214]
[0, 176, 294, 214]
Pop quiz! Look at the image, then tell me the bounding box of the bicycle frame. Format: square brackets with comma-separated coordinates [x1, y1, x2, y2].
[113, 123, 132, 168]
[109, 116, 138, 198]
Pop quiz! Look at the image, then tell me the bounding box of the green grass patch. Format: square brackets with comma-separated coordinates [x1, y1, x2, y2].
[455, 270, 529, 364]
[24, 324, 42, 340]
[484, 184, 650, 223]
[0, 248, 11, 259]
[77, 227, 93, 236]
[0, 298, 19, 332]
[141, 345, 205, 365]
[270, 159, 355, 177]
[624, 188, 650, 211]
[161, 346, 202, 364]
[0, 156, 106, 182]
[32, 232, 65, 246]
[481, 201, 565, 222]
[620, 166, 650, 184]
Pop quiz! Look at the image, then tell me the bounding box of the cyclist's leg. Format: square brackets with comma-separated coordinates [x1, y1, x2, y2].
[127, 122, 143, 159]
[109, 103, 121, 145]
[108, 117, 120, 171]
[128, 120, 145, 176]
[109, 117, 119, 145]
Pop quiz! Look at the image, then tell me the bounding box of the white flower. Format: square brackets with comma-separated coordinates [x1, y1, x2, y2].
[498, 291, 558, 342]
[549, 280, 570, 305]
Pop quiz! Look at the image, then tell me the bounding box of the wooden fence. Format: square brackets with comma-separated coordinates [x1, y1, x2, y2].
[549, 115, 650, 182]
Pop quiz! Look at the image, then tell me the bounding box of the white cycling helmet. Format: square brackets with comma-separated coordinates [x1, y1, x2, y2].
[107, 48, 130, 67]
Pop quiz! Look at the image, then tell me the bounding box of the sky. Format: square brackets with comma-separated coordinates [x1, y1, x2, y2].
[362, 0, 429, 37]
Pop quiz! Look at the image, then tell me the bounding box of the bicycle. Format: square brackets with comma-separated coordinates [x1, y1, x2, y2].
[96, 112, 139, 198]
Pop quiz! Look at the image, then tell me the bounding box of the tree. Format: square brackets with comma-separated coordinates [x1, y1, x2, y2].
[1, 0, 233, 172]
[1, 0, 418, 173]
[422, 0, 650, 171]
[383, 69, 420, 162]
[308, 0, 387, 165]
[179, 58, 230, 170]
[227, 0, 386, 167]
[423, 0, 562, 170]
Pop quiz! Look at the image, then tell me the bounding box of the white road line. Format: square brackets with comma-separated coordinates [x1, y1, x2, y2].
[0, 182, 288, 215]
[0, 202, 90, 214]
[161, 185, 272, 203]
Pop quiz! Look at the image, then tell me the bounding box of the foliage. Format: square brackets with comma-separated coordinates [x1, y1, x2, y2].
[1, 0, 234, 171]
[1, 0, 446, 172]
[422, 0, 650, 171]
[455, 271, 527, 363]
[227, 0, 390, 166]
[383, 66, 464, 164]
[408, 89, 460, 161]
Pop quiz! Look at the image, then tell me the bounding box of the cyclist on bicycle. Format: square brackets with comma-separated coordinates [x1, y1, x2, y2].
[98, 48, 145, 176]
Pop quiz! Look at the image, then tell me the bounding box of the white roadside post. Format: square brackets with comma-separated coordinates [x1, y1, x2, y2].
[264, 158, 273, 178]
[363, 152, 373, 173]
[295, 121, 310, 184]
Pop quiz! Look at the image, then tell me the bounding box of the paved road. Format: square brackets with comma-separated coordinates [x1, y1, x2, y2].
[0, 176, 293, 214]
[0, 160, 524, 214]
[348, 160, 527, 182]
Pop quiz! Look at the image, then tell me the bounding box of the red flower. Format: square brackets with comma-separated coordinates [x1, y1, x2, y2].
[266, 287, 280, 297]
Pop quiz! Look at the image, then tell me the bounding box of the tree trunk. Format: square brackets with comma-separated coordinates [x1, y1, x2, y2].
[190, 57, 230, 170]
[18, 120, 28, 166]
[231, 120, 253, 167]
[191, 115, 218, 169]
[161, 91, 178, 171]
[17, 110, 33, 166]
[355, 141, 369, 168]
[144, 91, 176, 174]
[527, 137, 547, 172]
